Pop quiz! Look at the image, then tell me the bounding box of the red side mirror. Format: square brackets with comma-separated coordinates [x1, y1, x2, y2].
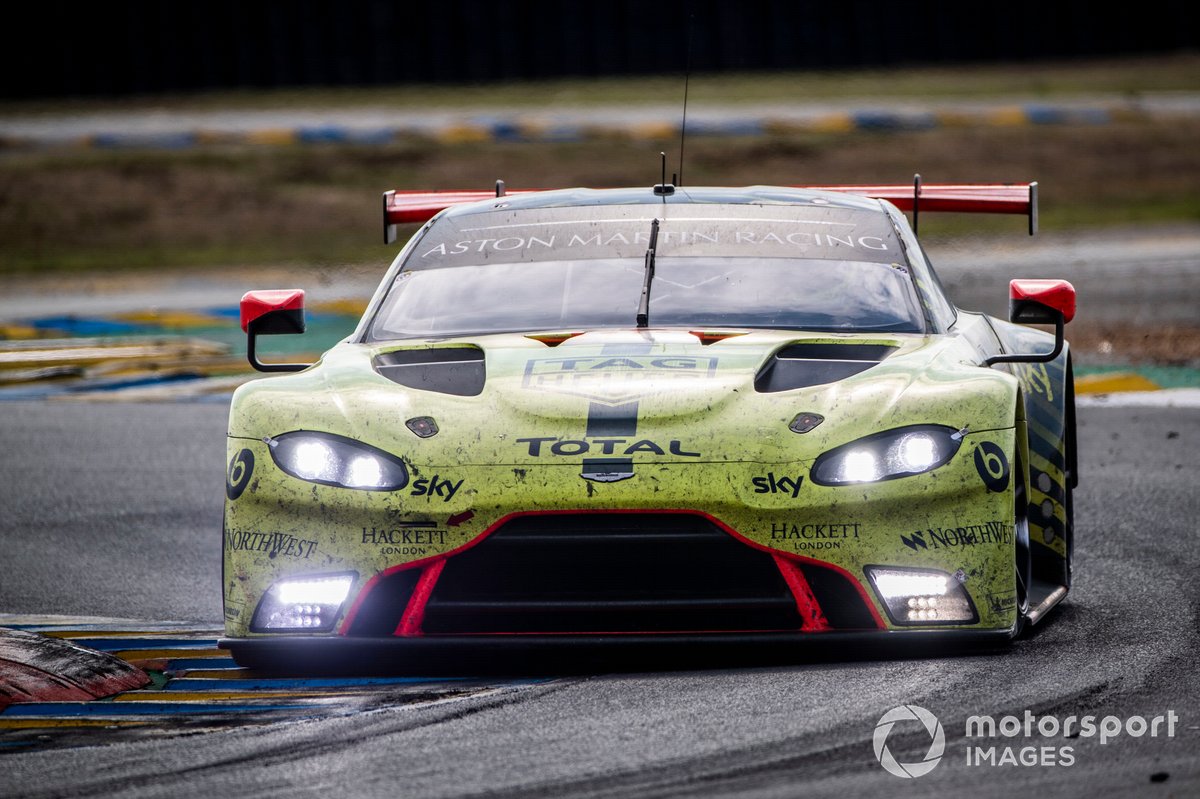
[986, 279, 1074, 367]
[240, 289, 306, 334]
[1009, 279, 1075, 325]
[240, 290, 310, 373]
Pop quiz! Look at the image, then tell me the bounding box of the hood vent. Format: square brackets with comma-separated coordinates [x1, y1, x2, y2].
[374, 347, 485, 396]
[755, 342, 897, 393]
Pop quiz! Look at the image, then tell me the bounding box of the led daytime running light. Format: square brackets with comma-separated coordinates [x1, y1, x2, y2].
[865, 566, 978, 626]
[811, 424, 961, 486]
[269, 431, 409, 491]
[250, 572, 357, 633]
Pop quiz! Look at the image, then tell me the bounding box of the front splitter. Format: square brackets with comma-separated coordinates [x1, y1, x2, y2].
[221, 629, 1014, 675]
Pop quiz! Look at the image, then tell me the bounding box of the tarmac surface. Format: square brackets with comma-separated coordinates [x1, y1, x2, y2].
[0, 401, 1197, 797]
[1, 197, 1198, 797]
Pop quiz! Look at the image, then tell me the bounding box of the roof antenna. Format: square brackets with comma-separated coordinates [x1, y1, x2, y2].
[495, 179, 506, 198]
[654, 151, 674, 199]
[912, 173, 922, 236]
[677, 9, 694, 187]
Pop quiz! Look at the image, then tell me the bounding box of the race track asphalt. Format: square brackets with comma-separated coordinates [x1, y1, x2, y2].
[1, 400, 1197, 797]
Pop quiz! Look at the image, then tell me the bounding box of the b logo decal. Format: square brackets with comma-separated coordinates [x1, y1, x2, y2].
[226, 449, 255, 500]
[973, 442, 1009, 492]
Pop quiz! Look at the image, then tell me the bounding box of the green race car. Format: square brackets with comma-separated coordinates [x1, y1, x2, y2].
[219, 182, 1076, 669]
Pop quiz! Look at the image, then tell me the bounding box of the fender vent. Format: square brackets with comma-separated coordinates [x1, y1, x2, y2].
[374, 347, 485, 396]
[755, 343, 897, 393]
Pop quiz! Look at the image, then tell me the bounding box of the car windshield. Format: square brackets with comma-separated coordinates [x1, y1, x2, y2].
[366, 256, 924, 340]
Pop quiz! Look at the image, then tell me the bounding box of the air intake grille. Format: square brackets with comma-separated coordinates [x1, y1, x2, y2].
[755, 342, 897, 393]
[422, 514, 803, 634]
[373, 347, 485, 396]
[345, 569, 421, 636]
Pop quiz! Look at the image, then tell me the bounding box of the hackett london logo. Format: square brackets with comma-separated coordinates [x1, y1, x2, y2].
[522, 355, 719, 404]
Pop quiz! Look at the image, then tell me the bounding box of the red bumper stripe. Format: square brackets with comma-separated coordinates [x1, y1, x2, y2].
[394, 560, 445, 637]
[771, 555, 833, 632]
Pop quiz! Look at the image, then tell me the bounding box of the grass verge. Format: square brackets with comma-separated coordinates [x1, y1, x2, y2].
[1, 118, 1197, 275]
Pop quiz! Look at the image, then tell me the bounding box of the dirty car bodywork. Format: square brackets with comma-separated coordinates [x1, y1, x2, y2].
[220, 186, 1075, 669]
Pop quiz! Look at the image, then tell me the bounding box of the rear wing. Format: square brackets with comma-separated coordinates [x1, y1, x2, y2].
[807, 180, 1038, 236]
[382, 179, 1038, 243]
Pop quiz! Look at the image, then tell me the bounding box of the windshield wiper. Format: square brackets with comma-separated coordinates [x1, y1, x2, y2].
[635, 218, 660, 328]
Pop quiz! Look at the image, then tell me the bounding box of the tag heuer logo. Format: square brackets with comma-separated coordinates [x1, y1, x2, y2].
[522, 356, 719, 405]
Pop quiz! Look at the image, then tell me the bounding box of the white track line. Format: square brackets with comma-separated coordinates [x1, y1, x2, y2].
[1078, 388, 1200, 408]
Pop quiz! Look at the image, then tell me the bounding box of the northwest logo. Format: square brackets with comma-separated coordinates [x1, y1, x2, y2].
[225, 529, 316, 560]
[901, 521, 1013, 551]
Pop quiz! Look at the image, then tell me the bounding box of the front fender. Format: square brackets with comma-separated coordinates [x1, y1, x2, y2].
[989, 319, 1073, 564]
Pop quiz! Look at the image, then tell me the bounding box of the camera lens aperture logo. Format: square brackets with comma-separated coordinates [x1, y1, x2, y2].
[873, 705, 945, 778]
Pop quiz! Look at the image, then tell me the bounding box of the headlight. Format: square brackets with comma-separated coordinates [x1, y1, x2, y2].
[251, 572, 356, 632]
[268, 431, 409, 491]
[865, 566, 978, 625]
[810, 425, 961, 486]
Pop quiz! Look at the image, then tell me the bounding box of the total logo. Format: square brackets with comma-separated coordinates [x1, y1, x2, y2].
[873, 705, 946, 779]
[515, 437, 700, 458]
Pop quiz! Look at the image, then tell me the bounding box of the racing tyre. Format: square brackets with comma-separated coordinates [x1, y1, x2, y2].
[1013, 446, 1032, 637]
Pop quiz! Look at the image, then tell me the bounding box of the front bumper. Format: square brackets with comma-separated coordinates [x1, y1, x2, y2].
[225, 431, 1020, 638]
